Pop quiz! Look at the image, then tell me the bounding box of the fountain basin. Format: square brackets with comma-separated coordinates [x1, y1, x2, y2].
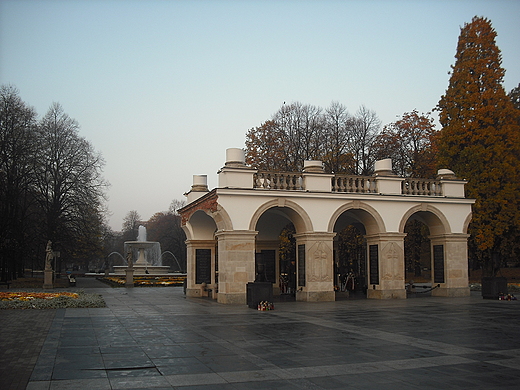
[116, 225, 172, 276]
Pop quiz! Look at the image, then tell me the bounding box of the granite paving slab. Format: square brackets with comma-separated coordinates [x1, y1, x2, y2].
[1, 277, 516, 390]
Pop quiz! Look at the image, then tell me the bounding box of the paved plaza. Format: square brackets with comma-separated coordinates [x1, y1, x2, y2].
[1, 278, 519, 389]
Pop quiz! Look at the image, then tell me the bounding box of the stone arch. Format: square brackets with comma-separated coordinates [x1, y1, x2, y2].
[182, 204, 233, 241]
[183, 210, 218, 241]
[328, 201, 386, 235]
[213, 205, 233, 231]
[249, 199, 313, 234]
[399, 204, 451, 236]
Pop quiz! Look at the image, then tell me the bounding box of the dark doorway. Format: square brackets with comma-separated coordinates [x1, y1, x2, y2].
[279, 223, 296, 296]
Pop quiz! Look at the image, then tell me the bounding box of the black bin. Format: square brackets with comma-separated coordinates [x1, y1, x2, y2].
[482, 277, 508, 299]
[246, 282, 273, 309]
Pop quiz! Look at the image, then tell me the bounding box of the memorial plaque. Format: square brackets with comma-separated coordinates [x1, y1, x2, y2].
[433, 245, 445, 283]
[369, 244, 379, 285]
[298, 244, 306, 287]
[196, 249, 211, 284]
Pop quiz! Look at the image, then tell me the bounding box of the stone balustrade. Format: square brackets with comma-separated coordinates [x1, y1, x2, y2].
[252, 171, 451, 197]
[253, 172, 304, 190]
[401, 178, 443, 196]
[332, 175, 377, 194]
[182, 150, 466, 200]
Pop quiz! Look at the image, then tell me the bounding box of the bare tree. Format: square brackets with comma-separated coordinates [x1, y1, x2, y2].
[271, 102, 323, 171]
[245, 102, 382, 175]
[34, 102, 108, 270]
[322, 101, 356, 173]
[122, 210, 142, 241]
[351, 105, 381, 175]
[169, 199, 186, 215]
[0, 85, 39, 278]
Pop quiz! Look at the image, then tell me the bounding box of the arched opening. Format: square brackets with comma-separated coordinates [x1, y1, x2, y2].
[254, 205, 308, 300]
[183, 210, 219, 298]
[278, 223, 296, 296]
[404, 219, 431, 283]
[402, 209, 450, 297]
[332, 207, 383, 299]
[335, 225, 366, 295]
[186, 210, 218, 241]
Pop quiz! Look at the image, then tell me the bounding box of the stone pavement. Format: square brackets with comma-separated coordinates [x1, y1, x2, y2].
[0, 308, 56, 390]
[2, 278, 520, 390]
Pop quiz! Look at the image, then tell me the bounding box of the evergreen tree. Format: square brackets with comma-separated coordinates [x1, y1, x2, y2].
[437, 17, 520, 275]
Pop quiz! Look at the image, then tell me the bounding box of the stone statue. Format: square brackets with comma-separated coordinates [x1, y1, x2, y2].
[126, 250, 133, 269]
[45, 240, 53, 270]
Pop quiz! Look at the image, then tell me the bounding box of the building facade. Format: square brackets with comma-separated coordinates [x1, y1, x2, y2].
[179, 148, 474, 304]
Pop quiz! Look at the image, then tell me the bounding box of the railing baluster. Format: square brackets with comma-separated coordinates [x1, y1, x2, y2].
[256, 171, 442, 196]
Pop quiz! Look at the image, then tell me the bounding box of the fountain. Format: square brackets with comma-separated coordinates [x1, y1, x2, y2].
[113, 226, 171, 275]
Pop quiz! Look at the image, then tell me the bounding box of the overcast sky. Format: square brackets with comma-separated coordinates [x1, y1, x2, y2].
[1, 0, 519, 231]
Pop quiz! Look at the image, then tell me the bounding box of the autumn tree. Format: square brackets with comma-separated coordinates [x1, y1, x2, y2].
[373, 110, 438, 177]
[509, 83, 520, 110]
[245, 120, 285, 171]
[509, 84, 520, 127]
[278, 223, 296, 291]
[436, 16, 520, 275]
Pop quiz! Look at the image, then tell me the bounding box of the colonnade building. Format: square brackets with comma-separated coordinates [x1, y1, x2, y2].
[179, 148, 474, 304]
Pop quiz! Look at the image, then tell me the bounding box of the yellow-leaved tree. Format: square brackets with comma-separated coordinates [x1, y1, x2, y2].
[436, 16, 520, 276]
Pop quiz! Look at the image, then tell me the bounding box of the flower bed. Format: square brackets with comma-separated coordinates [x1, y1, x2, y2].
[102, 275, 186, 287]
[0, 291, 105, 309]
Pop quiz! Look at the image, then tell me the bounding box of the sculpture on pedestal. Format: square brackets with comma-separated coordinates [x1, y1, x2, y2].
[43, 240, 54, 289]
[45, 240, 53, 270]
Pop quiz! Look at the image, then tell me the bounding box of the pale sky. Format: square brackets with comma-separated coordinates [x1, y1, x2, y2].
[1, 0, 519, 231]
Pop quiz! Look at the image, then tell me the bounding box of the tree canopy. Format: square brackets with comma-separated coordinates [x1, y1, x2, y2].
[245, 102, 383, 175]
[436, 16, 520, 273]
[0, 86, 108, 278]
[372, 110, 438, 178]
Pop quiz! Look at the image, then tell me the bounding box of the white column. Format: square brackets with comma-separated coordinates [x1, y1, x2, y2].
[214, 230, 258, 304]
[366, 233, 407, 299]
[293, 232, 336, 302]
[430, 234, 470, 297]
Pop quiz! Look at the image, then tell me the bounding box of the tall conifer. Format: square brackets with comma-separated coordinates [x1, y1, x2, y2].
[437, 17, 520, 274]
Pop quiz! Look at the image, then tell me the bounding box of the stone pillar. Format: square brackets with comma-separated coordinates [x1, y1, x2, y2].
[366, 233, 407, 299]
[218, 148, 257, 189]
[185, 240, 216, 298]
[374, 158, 403, 195]
[302, 160, 334, 192]
[214, 230, 257, 304]
[293, 232, 336, 302]
[430, 234, 470, 297]
[43, 269, 54, 289]
[125, 269, 134, 287]
[186, 175, 209, 203]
